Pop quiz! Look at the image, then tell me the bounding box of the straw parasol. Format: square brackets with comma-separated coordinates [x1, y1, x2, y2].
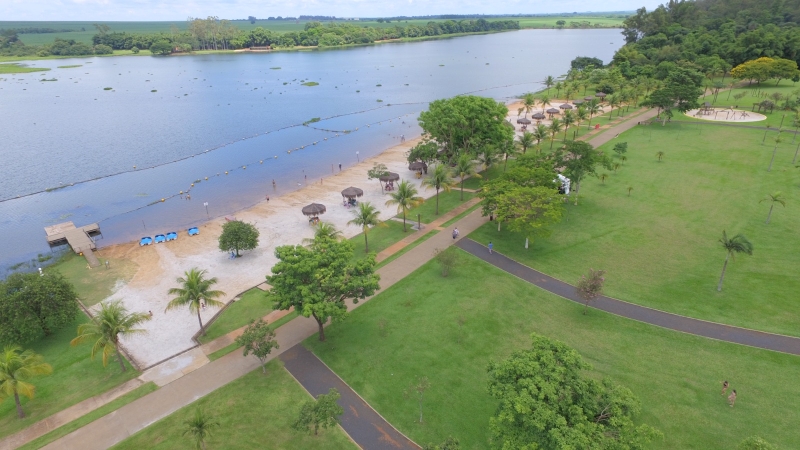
[584, 96, 594, 101]
[516, 117, 532, 125]
[546, 108, 560, 116]
[408, 161, 427, 171]
[572, 99, 584, 105]
[595, 92, 607, 99]
[559, 103, 573, 110]
[341, 187, 363, 199]
[532, 112, 546, 121]
[301, 203, 326, 217]
[379, 172, 400, 182]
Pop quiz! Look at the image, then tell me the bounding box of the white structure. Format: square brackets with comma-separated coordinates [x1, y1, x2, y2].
[557, 174, 571, 195]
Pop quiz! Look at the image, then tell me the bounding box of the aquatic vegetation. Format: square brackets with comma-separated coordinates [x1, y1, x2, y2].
[301, 81, 319, 86]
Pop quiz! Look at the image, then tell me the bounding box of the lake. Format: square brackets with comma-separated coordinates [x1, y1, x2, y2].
[0, 29, 623, 272]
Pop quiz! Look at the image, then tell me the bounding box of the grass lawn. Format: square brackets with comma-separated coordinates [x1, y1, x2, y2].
[0, 63, 50, 73]
[0, 314, 139, 438]
[469, 123, 800, 336]
[111, 360, 356, 450]
[206, 310, 300, 361]
[681, 82, 800, 129]
[401, 190, 475, 223]
[18, 382, 158, 450]
[349, 219, 419, 259]
[54, 252, 138, 307]
[198, 288, 272, 344]
[307, 253, 800, 449]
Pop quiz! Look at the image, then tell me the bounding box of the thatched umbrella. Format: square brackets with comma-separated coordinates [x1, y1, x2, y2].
[546, 108, 560, 117]
[516, 117, 532, 125]
[379, 172, 400, 182]
[595, 92, 607, 99]
[532, 112, 546, 122]
[301, 203, 326, 217]
[584, 96, 595, 101]
[341, 187, 363, 199]
[408, 161, 427, 171]
[559, 103, 573, 111]
[572, 99, 584, 105]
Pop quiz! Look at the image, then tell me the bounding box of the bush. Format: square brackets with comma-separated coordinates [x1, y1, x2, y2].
[149, 40, 172, 56]
[93, 44, 113, 55]
[131, 46, 139, 54]
[0, 272, 79, 344]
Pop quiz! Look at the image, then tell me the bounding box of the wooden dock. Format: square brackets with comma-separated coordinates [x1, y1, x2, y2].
[45, 222, 102, 267]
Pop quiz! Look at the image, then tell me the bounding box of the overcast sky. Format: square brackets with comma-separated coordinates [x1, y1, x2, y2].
[2, 0, 664, 22]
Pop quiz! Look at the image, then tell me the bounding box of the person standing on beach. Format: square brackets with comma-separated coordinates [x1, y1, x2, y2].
[728, 390, 737, 407]
[339, 163, 342, 171]
[488, 242, 493, 254]
[272, 179, 276, 188]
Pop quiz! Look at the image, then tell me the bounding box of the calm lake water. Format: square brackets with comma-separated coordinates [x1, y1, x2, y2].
[0, 29, 623, 271]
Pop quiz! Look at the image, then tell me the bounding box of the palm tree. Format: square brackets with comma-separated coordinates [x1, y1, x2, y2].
[532, 124, 548, 149]
[0, 346, 52, 418]
[538, 94, 551, 114]
[385, 180, 423, 232]
[183, 409, 220, 450]
[453, 155, 480, 200]
[544, 75, 555, 91]
[71, 300, 151, 373]
[760, 192, 786, 224]
[627, 186, 633, 196]
[586, 100, 601, 127]
[548, 118, 562, 149]
[517, 131, 535, 155]
[717, 231, 754, 291]
[574, 106, 589, 138]
[607, 94, 620, 120]
[478, 146, 499, 173]
[348, 202, 383, 253]
[302, 221, 343, 245]
[768, 134, 782, 171]
[598, 173, 608, 184]
[564, 83, 575, 102]
[656, 151, 665, 161]
[521, 93, 536, 118]
[614, 163, 621, 173]
[422, 164, 455, 215]
[166, 268, 226, 336]
[554, 81, 563, 98]
[562, 110, 575, 141]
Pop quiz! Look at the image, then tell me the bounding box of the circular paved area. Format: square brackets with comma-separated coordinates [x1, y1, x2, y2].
[685, 108, 766, 122]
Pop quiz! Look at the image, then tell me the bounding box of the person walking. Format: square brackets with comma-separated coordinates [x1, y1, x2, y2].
[728, 390, 737, 407]
[339, 163, 342, 171]
[721, 381, 729, 395]
[488, 242, 493, 254]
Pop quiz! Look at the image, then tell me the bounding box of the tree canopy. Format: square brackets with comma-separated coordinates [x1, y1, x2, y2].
[0, 272, 79, 345]
[487, 333, 661, 450]
[235, 319, 279, 374]
[218, 220, 259, 257]
[418, 96, 514, 163]
[266, 237, 380, 341]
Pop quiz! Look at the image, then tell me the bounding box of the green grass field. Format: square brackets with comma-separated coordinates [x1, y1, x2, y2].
[0, 315, 139, 438]
[111, 360, 356, 450]
[198, 288, 272, 344]
[306, 253, 800, 449]
[54, 251, 138, 307]
[683, 81, 800, 129]
[348, 218, 419, 258]
[2, 15, 625, 46]
[18, 382, 158, 450]
[0, 63, 50, 73]
[470, 123, 800, 337]
[400, 189, 475, 223]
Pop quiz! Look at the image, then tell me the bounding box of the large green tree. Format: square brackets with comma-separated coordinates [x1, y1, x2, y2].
[267, 238, 379, 341]
[417, 95, 514, 163]
[644, 67, 704, 125]
[166, 268, 226, 336]
[218, 220, 259, 257]
[347, 202, 384, 253]
[0, 272, 79, 345]
[494, 186, 564, 249]
[555, 140, 612, 205]
[487, 334, 661, 450]
[385, 180, 424, 232]
[70, 300, 150, 373]
[0, 345, 53, 419]
[717, 231, 754, 292]
[422, 164, 455, 215]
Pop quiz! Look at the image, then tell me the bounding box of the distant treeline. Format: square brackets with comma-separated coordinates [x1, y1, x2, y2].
[0, 27, 80, 34]
[91, 18, 519, 52]
[0, 29, 111, 57]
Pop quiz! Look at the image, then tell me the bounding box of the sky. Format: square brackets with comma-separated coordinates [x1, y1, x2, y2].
[1, 0, 665, 22]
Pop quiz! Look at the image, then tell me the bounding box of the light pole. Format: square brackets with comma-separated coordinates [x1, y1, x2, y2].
[356, 151, 360, 162]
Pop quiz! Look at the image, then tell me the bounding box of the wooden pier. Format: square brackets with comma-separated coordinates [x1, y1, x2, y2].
[45, 222, 102, 267]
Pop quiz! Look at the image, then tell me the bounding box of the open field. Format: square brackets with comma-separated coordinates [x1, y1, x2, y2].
[111, 360, 356, 449]
[0, 315, 139, 439]
[55, 252, 138, 307]
[3, 15, 626, 46]
[470, 123, 800, 336]
[400, 189, 475, 223]
[197, 288, 271, 344]
[307, 253, 800, 449]
[684, 82, 800, 130]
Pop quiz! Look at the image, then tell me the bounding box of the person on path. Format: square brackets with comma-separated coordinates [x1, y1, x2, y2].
[728, 390, 737, 407]
[339, 163, 342, 171]
[452, 228, 459, 239]
[721, 381, 729, 395]
[488, 242, 493, 254]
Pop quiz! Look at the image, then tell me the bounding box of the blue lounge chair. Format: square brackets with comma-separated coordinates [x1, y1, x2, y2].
[139, 236, 153, 246]
[188, 227, 199, 236]
[154, 234, 166, 244]
[166, 231, 178, 241]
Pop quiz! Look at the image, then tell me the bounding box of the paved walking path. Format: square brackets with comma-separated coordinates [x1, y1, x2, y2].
[38, 209, 488, 450]
[281, 345, 420, 450]
[456, 238, 800, 356]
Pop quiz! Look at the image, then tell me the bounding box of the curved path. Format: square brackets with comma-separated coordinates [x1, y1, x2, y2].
[281, 345, 420, 450]
[455, 238, 800, 356]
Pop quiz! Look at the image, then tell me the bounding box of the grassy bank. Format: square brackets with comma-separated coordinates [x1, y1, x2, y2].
[0, 63, 50, 73]
[307, 252, 800, 449]
[111, 360, 356, 449]
[197, 288, 272, 344]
